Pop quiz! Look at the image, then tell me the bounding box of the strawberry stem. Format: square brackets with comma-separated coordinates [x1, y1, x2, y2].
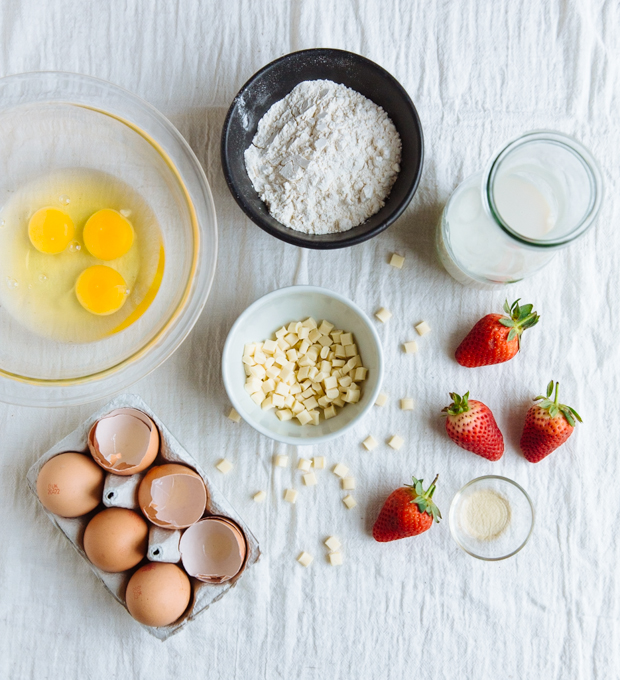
[405, 474, 442, 523]
[532, 380, 583, 427]
[497, 299, 540, 348]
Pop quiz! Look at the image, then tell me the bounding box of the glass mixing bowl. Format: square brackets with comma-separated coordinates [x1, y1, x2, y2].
[0, 72, 217, 406]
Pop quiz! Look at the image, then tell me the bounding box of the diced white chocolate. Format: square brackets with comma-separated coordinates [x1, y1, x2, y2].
[313, 456, 326, 469]
[303, 472, 317, 486]
[308, 329, 321, 344]
[341, 477, 355, 490]
[304, 396, 318, 411]
[324, 536, 341, 551]
[242, 354, 256, 366]
[249, 364, 266, 379]
[244, 343, 257, 357]
[284, 394, 295, 408]
[353, 367, 368, 381]
[333, 463, 349, 478]
[275, 454, 289, 467]
[323, 375, 338, 390]
[331, 330, 343, 343]
[342, 495, 357, 509]
[286, 349, 298, 363]
[296, 410, 312, 426]
[389, 252, 405, 269]
[334, 344, 347, 358]
[290, 383, 302, 395]
[318, 335, 332, 348]
[276, 408, 294, 421]
[261, 395, 275, 411]
[263, 339, 278, 354]
[415, 320, 431, 336]
[332, 359, 345, 368]
[254, 350, 266, 365]
[332, 396, 345, 407]
[328, 552, 343, 566]
[253, 490, 266, 502]
[400, 398, 415, 411]
[324, 405, 337, 419]
[388, 435, 404, 450]
[262, 378, 276, 393]
[338, 375, 352, 388]
[345, 344, 358, 358]
[275, 327, 287, 339]
[302, 317, 317, 329]
[245, 378, 262, 394]
[320, 346, 330, 359]
[216, 458, 233, 474]
[297, 551, 313, 566]
[343, 388, 360, 403]
[228, 408, 241, 423]
[297, 458, 312, 472]
[403, 341, 418, 354]
[340, 332, 353, 346]
[362, 435, 378, 451]
[251, 391, 264, 406]
[326, 387, 340, 400]
[284, 488, 298, 504]
[272, 393, 285, 407]
[275, 382, 290, 396]
[375, 307, 392, 323]
[318, 320, 334, 335]
[291, 400, 304, 414]
[375, 392, 389, 407]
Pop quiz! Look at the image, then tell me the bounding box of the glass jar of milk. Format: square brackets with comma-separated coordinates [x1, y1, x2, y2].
[437, 131, 602, 286]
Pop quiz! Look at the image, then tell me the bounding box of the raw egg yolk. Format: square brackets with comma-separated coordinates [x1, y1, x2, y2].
[28, 207, 75, 254]
[83, 209, 134, 260]
[75, 265, 128, 316]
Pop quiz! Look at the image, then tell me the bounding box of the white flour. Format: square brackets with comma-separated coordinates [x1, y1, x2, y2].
[244, 80, 401, 234]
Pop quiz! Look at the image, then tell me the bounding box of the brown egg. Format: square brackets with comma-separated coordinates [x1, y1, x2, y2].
[125, 563, 191, 627]
[36, 452, 104, 517]
[180, 517, 247, 583]
[88, 408, 159, 476]
[138, 464, 207, 529]
[83, 507, 148, 572]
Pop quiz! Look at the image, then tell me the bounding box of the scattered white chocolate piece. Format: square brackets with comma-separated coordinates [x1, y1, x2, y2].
[325, 536, 341, 551]
[342, 494, 357, 509]
[415, 320, 431, 336]
[297, 458, 312, 472]
[375, 307, 392, 323]
[274, 454, 289, 467]
[328, 552, 343, 566]
[341, 477, 355, 490]
[313, 456, 326, 469]
[216, 458, 233, 474]
[253, 490, 266, 503]
[362, 435, 378, 451]
[375, 393, 389, 407]
[400, 398, 415, 411]
[284, 488, 298, 504]
[389, 253, 405, 269]
[332, 463, 349, 478]
[388, 435, 404, 450]
[297, 551, 313, 567]
[303, 472, 317, 486]
[403, 341, 418, 354]
[228, 408, 241, 423]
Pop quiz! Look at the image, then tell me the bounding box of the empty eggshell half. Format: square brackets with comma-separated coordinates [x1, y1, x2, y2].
[180, 517, 247, 583]
[138, 464, 208, 529]
[89, 409, 159, 476]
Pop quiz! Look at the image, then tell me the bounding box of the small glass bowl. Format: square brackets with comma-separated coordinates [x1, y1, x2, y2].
[449, 476, 534, 561]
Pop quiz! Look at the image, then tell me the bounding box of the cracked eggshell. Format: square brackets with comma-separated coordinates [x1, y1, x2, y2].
[36, 452, 105, 518]
[126, 563, 192, 628]
[138, 464, 208, 529]
[180, 517, 247, 584]
[88, 409, 159, 476]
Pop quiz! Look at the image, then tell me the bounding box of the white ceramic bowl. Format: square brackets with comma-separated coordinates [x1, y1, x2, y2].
[222, 286, 383, 445]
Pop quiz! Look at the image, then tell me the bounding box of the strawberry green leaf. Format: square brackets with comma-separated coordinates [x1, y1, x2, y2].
[546, 380, 554, 398]
[507, 328, 517, 342]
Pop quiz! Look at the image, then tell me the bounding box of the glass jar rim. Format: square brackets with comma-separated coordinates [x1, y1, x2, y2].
[483, 130, 603, 248]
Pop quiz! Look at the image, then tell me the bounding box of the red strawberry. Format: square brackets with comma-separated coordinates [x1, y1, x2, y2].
[455, 299, 540, 367]
[373, 475, 441, 542]
[442, 391, 504, 461]
[520, 380, 582, 463]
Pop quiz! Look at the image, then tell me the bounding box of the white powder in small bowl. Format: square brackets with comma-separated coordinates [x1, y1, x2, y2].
[244, 79, 402, 235]
[460, 488, 512, 541]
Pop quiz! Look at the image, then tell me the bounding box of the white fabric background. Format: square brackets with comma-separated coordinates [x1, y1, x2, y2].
[1, 1, 618, 678]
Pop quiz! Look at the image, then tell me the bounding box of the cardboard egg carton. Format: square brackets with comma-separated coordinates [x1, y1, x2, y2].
[26, 393, 260, 641]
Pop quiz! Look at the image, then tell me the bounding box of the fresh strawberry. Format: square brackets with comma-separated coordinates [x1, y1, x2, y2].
[373, 475, 441, 542]
[442, 391, 504, 461]
[520, 380, 582, 463]
[455, 299, 540, 367]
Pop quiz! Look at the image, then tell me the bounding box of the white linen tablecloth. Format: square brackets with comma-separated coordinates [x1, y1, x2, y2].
[1, 1, 618, 678]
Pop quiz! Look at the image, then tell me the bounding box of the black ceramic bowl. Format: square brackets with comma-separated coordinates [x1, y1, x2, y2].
[221, 48, 424, 250]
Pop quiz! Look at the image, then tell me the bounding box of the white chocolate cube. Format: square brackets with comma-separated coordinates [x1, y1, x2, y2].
[362, 435, 378, 451]
[400, 398, 415, 411]
[415, 321, 431, 336]
[284, 488, 298, 504]
[325, 536, 341, 551]
[375, 392, 389, 407]
[328, 552, 343, 566]
[403, 341, 418, 354]
[388, 435, 404, 450]
[389, 252, 405, 269]
[274, 454, 289, 467]
[375, 307, 392, 323]
[216, 458, 233, 474]
[227, 408, 241, 423]
[303, 472, 317, 486]
[341, 477, 355, 490]
[253, 490, 266, 502]
[313, 456, 326, 469]
[332, 463, 349, 478]
[297, 458, 312, 472]
[342, 495, 357, 509]
[297, 551, 313, 566]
